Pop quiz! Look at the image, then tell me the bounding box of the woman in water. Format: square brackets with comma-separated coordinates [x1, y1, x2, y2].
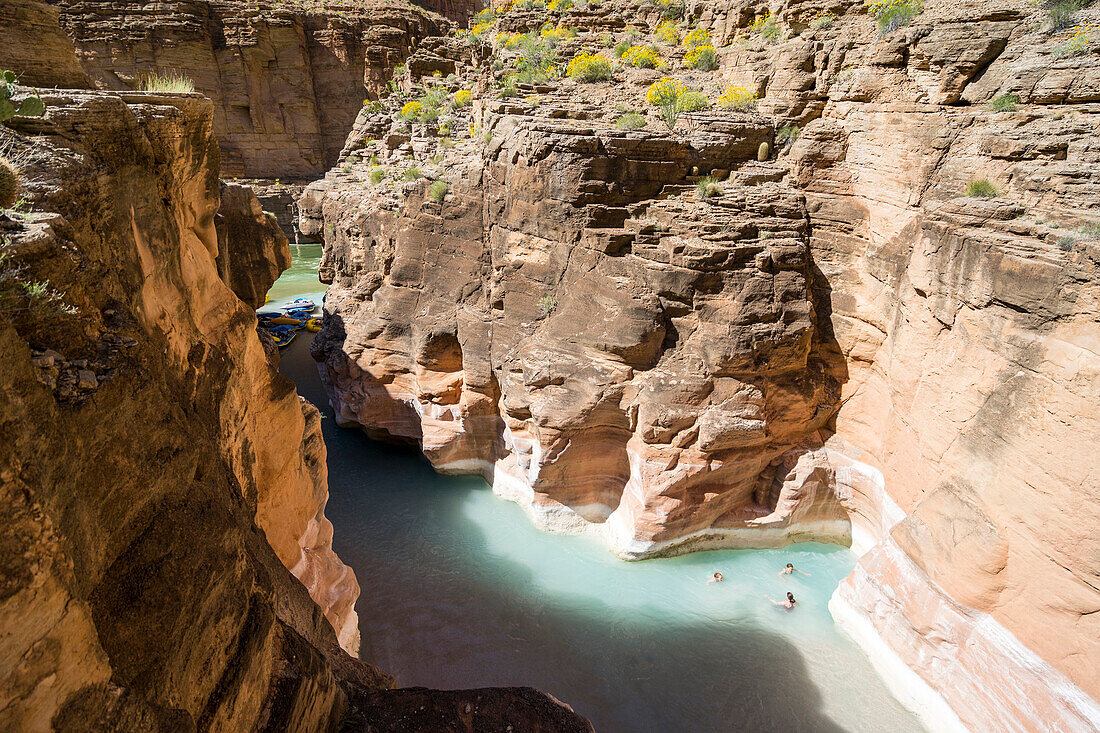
[778, 562, 811, 577]
[707, 572, 724, 583]
[767, 592, 797, 609]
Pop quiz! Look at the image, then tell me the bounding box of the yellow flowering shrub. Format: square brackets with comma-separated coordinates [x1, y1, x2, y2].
[1057, 23, 1097, 56]
[453, 89, 472, 107]
[646, 76, 690, 128]
[682, 26, 711, 50]
[646, 76, 686, 106]
[566, 52, 612, 81]
[718, 85, 757, 110]
[400, 100, 422, 119]
[471, 21, 493, 36]
[750, 11, 783, 41]
[622, 46, 663, 68]
[504, 33, 526, 49]
[655, 20, 680, 44]
[683, 44, 718, 70]
[540, 25, 577, 44]
[547, 0, 573, 10]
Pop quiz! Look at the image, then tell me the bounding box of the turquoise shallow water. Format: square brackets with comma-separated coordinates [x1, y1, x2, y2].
[268, 252, 924, 733]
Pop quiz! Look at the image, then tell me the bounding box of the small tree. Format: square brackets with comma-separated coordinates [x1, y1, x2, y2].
[646, 77, 688, 130]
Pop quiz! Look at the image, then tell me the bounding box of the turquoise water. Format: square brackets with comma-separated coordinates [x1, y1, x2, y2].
[268, 254, 924, 732]
[264, 243, 325, 307]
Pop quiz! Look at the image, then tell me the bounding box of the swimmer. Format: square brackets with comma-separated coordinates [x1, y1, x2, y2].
[778, 562, 811, 578]
[707, 572, 724, 583]
[766, 591, 797, 609]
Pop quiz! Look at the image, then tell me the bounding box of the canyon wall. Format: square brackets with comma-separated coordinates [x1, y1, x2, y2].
[300, 0, 1100, 730]
[51, 0, 452, 178]
[0, 3, 592, 730]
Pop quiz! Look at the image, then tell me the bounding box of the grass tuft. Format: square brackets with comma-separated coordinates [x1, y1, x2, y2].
[696, 176, 721, 199]
[614, 112, 647, 130]
[427, 179, 449, 202]
[136, 72, 195, 94]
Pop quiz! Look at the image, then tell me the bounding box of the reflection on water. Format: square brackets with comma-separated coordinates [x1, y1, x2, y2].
[270, 253, 924, 733]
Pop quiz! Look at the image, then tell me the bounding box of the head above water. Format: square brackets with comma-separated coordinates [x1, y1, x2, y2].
[786, 563, 793, 569]
[713, 572, 723, 580]
[787, 592, 796, 603]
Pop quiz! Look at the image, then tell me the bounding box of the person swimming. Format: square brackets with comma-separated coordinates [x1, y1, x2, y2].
[778, 562, 811, 578]
[766, 592, 797, 609]
[707, 572, 724, 583]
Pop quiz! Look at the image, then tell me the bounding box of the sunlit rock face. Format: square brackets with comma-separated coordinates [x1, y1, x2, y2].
[305, 110, 849, 557]
[302, 0, 1100, 729]
[53, 0, 451, 178]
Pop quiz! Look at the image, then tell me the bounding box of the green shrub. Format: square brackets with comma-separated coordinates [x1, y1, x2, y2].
[1046, 0, 1085, 30]
[866, 0, 923, 34]
[614, 39, 633, 57]
[404, 167, 423, 181]
[614, 112, 647, 129]
[987, 93, 1020, 112]
[811, 11, 836, 28]
[370, 167, 386, 185]
[427, 179, 449, 202]
[966, 178, 1000, 197]
[679, 90, 709, 112]
[776, 124, 800, 145]
[136, 71, 195, 94]
[696, 176, 721, 198]
[1078, 221, 1100, 239]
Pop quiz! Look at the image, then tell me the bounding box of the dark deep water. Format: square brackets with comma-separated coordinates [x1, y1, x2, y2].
[270, 274, 923, 732]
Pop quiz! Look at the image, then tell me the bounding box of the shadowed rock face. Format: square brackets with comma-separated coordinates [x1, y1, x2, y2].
[50, 0, 452, 178]
[0, 4, 593, 728]
[302, 0, 1100, 729]
[0, 85, 372, 731]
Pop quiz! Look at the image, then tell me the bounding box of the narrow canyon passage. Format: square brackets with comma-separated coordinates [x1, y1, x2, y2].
[268, 256, 923, 732]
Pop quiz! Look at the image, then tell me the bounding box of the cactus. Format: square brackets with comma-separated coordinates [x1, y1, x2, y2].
[758, 141, 770, 162]
[0, 156, 16, 208]
[1, 70, 46, 124]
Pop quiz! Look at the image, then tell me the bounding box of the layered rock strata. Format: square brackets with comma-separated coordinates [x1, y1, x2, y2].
[0, 50, 589, 733]
[52, 0, 452, 178]
[302, 0, 1100, 730]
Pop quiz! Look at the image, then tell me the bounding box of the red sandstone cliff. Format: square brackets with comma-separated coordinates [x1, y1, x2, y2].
[0, 2, 591, 730]
[51, 0, 452, 178]
[299, 0, 1100, 730]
